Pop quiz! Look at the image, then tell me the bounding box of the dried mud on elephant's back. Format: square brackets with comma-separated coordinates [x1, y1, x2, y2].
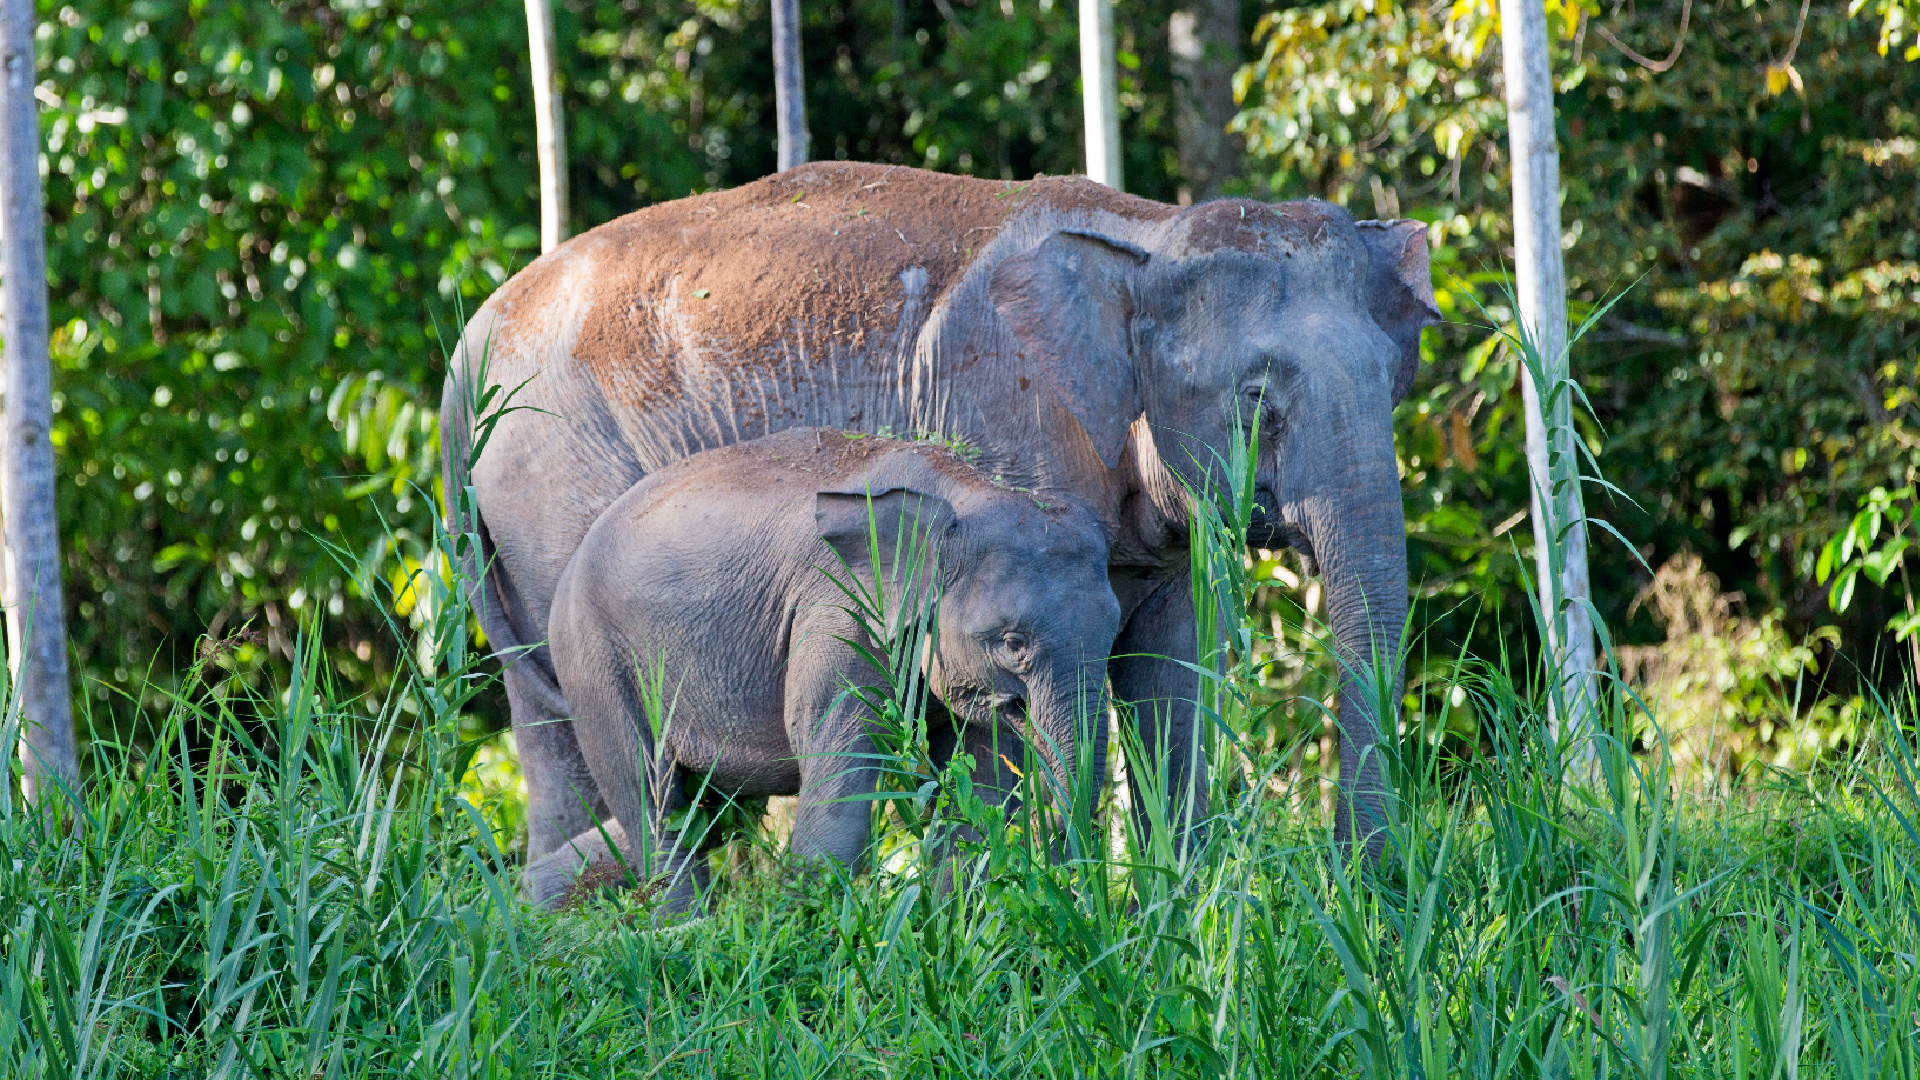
[491, 163, 1176, 416]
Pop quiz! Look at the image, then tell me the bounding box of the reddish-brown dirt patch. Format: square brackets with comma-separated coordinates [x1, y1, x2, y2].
[557, 858, 663, 911]
[491, 164, 1178, 415]
[1175, 198, 1356, 258]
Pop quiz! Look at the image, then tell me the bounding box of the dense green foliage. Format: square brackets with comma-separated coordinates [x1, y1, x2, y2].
[42, 0, 534, 703]
[1237, 0, 1919, 698]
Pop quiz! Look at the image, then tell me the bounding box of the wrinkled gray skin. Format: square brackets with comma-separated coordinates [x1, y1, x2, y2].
[442, 163, 1439, 869]
[520, 430, 1120, 909]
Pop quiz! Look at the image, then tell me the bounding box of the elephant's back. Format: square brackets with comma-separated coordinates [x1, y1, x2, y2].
[560, 430, 854, 617]
[567, 428, 991, 600]
[479, 163, 1173, 426]
[552, 452, 806, 680]
[581, 428, 978, 540]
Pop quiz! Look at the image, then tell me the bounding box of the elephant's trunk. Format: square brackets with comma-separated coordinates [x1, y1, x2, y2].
[1026, 670, 1111, 815]
[1303, 429, 1408, 859]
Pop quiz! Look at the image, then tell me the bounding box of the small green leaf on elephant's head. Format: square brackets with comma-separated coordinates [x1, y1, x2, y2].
[693, 289, 710, 299]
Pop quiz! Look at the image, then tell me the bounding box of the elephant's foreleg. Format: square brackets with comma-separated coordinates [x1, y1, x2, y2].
[784, 640, 889, 874]
[1108, 570, 1207, 850]
[788, 734, 882, 873]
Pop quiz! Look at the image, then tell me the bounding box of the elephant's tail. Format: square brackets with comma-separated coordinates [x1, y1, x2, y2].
[459, 498, 532, 662]
[440, 360, 528, 662]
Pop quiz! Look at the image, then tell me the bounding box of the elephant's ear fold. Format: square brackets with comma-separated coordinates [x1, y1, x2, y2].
[989, 230, 1150, 470]
[1356, 219, 1442, 404]
[814, 486, 956, 581]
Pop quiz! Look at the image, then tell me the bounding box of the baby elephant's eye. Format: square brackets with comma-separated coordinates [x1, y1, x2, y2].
[999, 632, 1033, 654]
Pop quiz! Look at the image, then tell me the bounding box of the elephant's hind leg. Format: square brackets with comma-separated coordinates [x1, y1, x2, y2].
[646, 762, 717, 913]
[506, 651, 609, 862]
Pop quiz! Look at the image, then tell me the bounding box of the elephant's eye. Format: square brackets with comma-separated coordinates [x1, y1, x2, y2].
[998, 631, 1033, 655]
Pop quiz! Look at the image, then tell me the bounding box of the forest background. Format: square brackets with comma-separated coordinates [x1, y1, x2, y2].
[24, 0, 1920, 799]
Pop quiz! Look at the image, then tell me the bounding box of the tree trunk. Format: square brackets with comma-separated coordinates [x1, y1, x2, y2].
[1168, 0, 1240, 202]
[524, 0, 569, 253]
[1, 0, 77, 803]
[1499, 0, 1597, 745]
[771, 0, 808, 170]
[1079, 0, 1122, 188]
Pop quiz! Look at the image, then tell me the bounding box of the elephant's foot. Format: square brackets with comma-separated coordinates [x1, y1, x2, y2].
[521, 820, 629, 910]
[522, 820, 715, 916]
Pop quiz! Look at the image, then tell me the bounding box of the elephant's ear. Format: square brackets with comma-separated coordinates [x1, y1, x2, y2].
[989, 230, 1150, 470]
[814, 486, 957, 582]
[1356, 219, 1442, 404]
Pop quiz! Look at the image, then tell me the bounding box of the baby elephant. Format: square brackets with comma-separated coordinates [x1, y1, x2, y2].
[524, 428, 1121, 910]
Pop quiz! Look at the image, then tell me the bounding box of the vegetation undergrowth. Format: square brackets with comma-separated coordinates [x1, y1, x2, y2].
[3, 617, 1918, 1076]
[2, 496, 1917, 1078]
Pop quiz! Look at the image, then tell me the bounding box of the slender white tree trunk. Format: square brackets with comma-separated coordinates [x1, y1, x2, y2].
[1500, 0, 1596, 745]
[771, 0, 808, 170]
[1079, 0, 1122, 188]
[524, 0, 569, 253]
[1, 0, 77, 802]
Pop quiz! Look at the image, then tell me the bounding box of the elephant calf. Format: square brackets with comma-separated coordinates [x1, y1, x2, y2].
[522, 427, 1122, 911]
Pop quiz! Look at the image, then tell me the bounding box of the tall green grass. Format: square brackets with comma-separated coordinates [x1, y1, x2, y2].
[3, 501, 1917, 1076]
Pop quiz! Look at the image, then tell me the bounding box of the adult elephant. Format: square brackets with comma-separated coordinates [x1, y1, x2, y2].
[442, 162, 1438, 864]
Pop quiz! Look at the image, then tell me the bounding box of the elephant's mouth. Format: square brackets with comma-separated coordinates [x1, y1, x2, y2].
[949, 690, 1027, 727]
[986, 694, 1028, 726]
[1247, 485, 1316, 570]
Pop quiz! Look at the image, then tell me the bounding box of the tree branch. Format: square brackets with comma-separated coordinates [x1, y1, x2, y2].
[1591, 0, 1693, 73]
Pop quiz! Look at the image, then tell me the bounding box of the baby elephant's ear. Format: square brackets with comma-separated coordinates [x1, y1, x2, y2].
[814, 487, 956, 578]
